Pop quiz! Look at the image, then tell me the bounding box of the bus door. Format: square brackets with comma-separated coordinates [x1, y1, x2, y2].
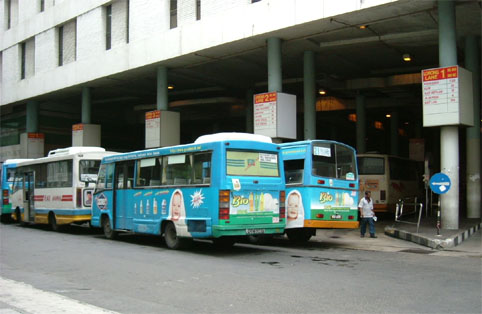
[113, 161, 135, 229]
[23, 171, 35, 222]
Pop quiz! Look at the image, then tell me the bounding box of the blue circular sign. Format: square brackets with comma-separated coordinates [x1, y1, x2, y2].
[429, 173, 451, 194]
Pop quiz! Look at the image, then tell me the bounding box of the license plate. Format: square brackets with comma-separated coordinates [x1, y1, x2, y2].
[246, 229, 265, 235]
[331, 214, 342, 219]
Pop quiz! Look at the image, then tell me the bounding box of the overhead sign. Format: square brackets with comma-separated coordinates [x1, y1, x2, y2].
[429, 173, 451, 194]
[254, 92, 296, 139]
[422, 65, 474, 127]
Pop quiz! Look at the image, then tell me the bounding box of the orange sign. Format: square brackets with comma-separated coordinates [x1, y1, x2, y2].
[145, 110, 161, 120]
[72, 124, 84, 131]
[254, 92, 277, 104]
[422, 66, 458, 82]
[27, 133, 45, 139]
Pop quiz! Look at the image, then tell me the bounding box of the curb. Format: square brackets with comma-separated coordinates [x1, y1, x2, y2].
[384, 223, 481, 250]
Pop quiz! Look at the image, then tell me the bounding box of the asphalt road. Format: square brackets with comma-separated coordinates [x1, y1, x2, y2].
[0, 223, 480, 314]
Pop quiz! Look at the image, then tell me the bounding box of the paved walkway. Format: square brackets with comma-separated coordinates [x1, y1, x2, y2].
[311, 217, 481, 256]
[385, 217, 481, 250]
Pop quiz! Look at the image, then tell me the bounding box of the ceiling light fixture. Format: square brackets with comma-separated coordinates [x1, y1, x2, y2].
[359, 25, 367, 29]
[386, 114, 391, 118]
[402, 53, 412, 62]
[167, 84, 175, 90]
[318, 89, 326, 95]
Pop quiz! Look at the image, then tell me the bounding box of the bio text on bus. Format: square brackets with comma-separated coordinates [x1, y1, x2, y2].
[91, 133, 286, 249]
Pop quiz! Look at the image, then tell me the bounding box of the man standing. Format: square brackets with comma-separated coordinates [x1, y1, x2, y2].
[358, 191, 377, 238]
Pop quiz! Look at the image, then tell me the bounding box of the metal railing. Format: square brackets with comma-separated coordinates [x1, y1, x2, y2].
[395, 196, 424, 233]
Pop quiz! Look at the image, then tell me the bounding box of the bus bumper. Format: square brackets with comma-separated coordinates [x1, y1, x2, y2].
[212, 223, 285, 238]
[304, 220, 359, 229]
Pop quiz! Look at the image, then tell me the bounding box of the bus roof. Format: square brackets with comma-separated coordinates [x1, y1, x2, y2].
[48, 146, 106, 157]
[195, 132, 272, 144]
[3, 159, 34, 165]
[280, 140, 355, 150]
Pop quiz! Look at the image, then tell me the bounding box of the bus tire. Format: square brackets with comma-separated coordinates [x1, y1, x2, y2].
[102, 216, 117, 240]
[213, 237, 236, 249]
[49, 212, 61, 232]
[1, 214, 11, 224]
[286, 228, 312, 243]
[164, 222, 186, 250]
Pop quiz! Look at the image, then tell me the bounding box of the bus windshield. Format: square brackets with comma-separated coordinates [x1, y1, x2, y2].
[226, 150, 279, 177]
[312, 143, 356, 180]
[358, 157, 385, 175]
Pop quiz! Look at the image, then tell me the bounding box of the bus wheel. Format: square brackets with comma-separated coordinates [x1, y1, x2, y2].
[1, 214, 11, 224]
[102, 216, 117, 240]
[49, 213, 61, 232]
[164, 222, 187, 250]
[286, 229, 312, 243]
[213, 237, 236, 249]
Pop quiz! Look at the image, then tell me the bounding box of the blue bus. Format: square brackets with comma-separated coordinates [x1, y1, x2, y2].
[91, 133, 286, 249]
[1, 159, 32, 222]
[280, 140, 359, 242]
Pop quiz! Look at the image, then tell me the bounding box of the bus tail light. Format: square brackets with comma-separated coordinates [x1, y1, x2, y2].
[316, 213, 324, 218]
[2, 197, 8, 205]
[279, 191, 285, 218]
[317, 179, 325, 184]
[348, 215, 355, 220]
[2, 189, 8, 197]
[76, 188, 82, 208]
[349, 183, 355, 188]
[380, 190, 386, 201]
[219, 190, 230, 220]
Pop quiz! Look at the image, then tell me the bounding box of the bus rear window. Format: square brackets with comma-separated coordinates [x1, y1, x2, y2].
[358, 157, 384, 175]
[226, 150, 279, 177]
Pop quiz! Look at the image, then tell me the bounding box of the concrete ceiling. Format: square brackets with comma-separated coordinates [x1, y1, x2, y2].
[19, 0, 481, 138]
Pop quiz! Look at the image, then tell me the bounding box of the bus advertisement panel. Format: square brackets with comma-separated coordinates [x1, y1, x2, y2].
[91, 133, 286, 249]
[281, 140, 359, 242]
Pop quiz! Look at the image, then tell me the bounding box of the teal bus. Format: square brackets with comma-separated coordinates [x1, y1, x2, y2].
[280, 140, 359, 242]
[1, 159, 32, 222]
[91, 133, 286, 249]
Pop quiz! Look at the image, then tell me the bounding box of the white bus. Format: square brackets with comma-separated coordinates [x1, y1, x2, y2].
[357, 153, 422, 213]
[10, 147, 117, 230]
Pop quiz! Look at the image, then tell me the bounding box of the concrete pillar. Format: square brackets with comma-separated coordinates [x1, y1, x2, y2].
[26, 101, 39, 133]
[465, 35, 481, 218]
[303, 51, 316, 140]
[267, 37, 282, 93]
[390, 111, 399, 156]
[356, 93, 366, 154]
[81, 87, 91, 124]
[245, 89, 254, 133]
[157, 66, 168, 111]
[438, 0, 459, 229]
[23, 100, 44, 158]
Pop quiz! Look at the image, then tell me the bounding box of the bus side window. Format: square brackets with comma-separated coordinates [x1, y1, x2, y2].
[192, 152, 211, 185]
[163, 154, 191, 185]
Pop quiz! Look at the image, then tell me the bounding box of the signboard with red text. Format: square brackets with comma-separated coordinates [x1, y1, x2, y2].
[254, 92, 296, 139]
[422, 66, 474, 127]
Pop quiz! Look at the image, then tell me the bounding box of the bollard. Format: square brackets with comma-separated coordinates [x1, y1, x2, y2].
[436, 200, 441, 236]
